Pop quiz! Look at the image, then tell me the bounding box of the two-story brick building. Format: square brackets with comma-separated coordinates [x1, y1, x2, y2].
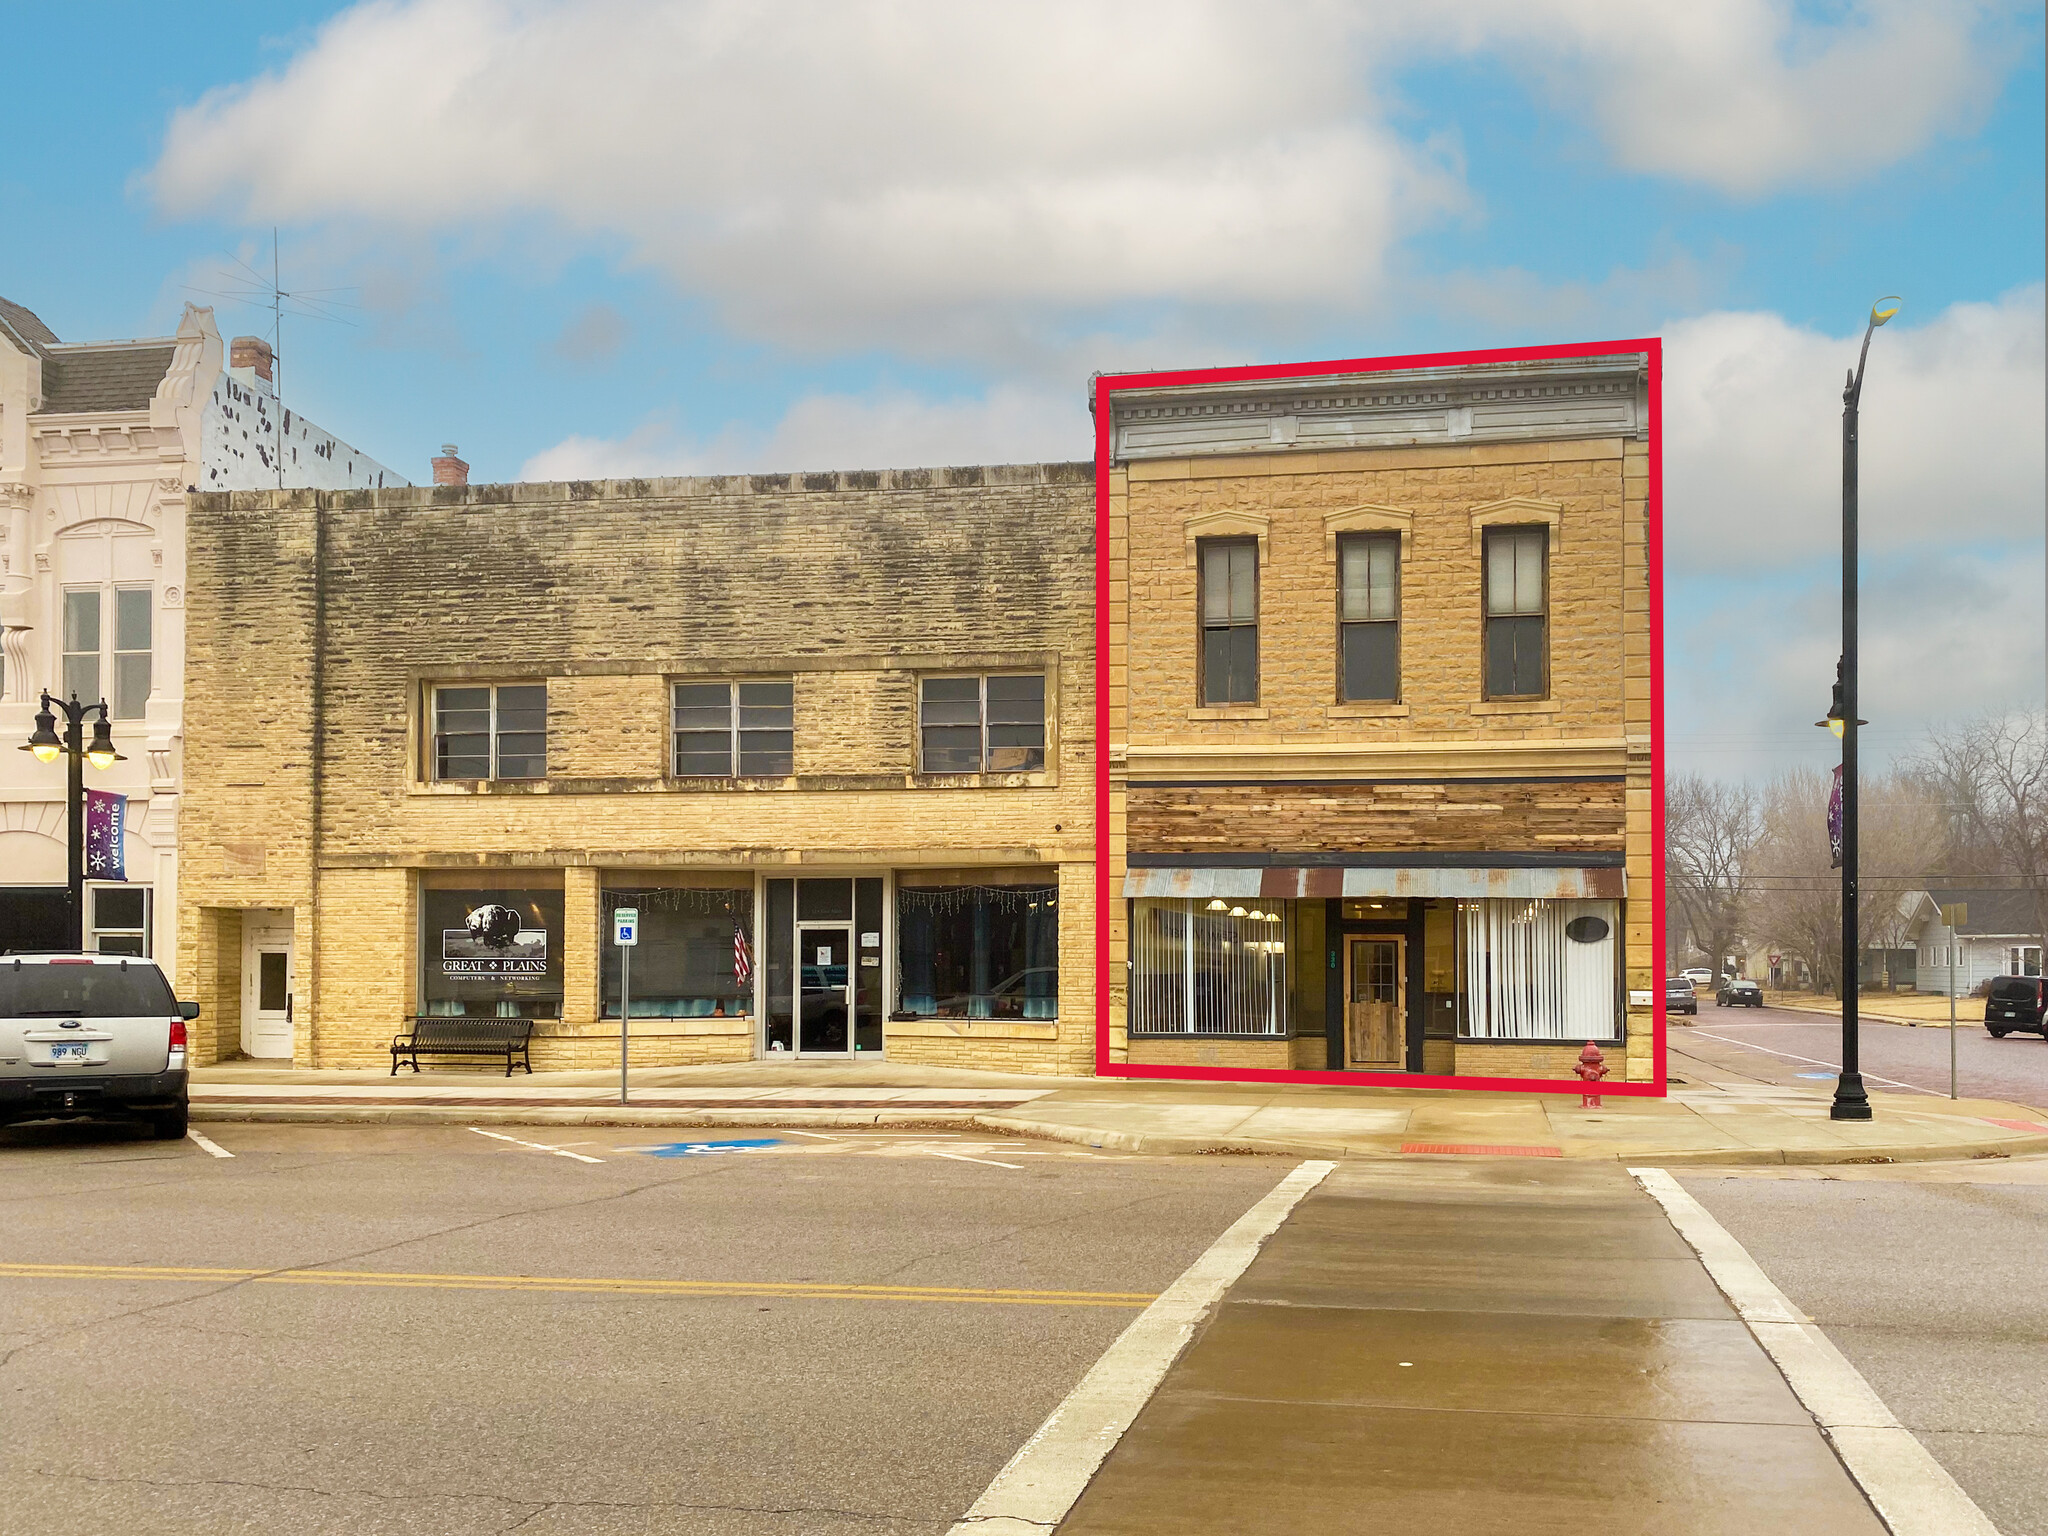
[1097, 346, 1663, 1087]
[176, 465, 1096, 1073]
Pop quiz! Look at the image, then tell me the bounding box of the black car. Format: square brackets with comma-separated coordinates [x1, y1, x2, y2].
[1985, 975, 2046, 1038]
[1716, 978, 1764, 1007]
[1665, 977, 1697, 1016]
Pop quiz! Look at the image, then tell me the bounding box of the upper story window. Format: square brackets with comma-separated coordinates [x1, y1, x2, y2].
[1483, 527, 1548, 699]
[432, 683, 547, 780]
[673, 679, 794, 777]
[62, 587, 152, 719]
[920, 674, 1046, 773]
[1338, 533, 1400, 702]
[1199, 538, 1258, 705]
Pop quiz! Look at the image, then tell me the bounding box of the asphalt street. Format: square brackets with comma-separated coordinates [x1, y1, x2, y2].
[0, 1121, 1284, 1536]
[1684, 1159, 2048, 1536]
[1671, 1003, 2048, 1109]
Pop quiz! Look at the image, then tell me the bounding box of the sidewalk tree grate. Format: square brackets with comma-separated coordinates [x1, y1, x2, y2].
[1399, 1143, 1562, 1157]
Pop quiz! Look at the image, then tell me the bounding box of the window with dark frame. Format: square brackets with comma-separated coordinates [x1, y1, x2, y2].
[432, 683, 548, 780]
[919, 674, 1046, 773]
[672, 679, 795, 777]
[1199, 538, 1258, 705]
[1482, 526, 1548, 698]
[1338, 532, 1400, 702]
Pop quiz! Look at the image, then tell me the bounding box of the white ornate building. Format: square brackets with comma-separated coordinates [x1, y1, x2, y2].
[1, 296, 400, 982]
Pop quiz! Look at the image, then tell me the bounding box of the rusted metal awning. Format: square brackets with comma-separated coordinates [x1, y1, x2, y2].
[1121, 866, 1626, 900]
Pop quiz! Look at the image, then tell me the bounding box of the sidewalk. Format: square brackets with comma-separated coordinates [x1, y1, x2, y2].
[189, 1058, 2048, 1166]
[1054, 1159, 1890, 1535]
[1760, 990, 1986, 1028]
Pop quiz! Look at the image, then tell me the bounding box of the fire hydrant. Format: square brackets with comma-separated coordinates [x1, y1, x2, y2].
[1573, 1041, 1609, 1108]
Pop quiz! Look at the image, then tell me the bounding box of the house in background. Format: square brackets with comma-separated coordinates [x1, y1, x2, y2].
[0, 295, 401, 984]
[1909, 887, 2045, 996]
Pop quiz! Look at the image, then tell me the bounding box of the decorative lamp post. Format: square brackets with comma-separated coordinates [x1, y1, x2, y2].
[18, 690, 124, 949]
[1824, 295, 1901, 1123]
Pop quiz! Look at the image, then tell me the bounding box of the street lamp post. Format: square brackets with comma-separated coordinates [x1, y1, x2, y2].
[19, 690, 123, 950]
[1828, 296, 1902, 1123]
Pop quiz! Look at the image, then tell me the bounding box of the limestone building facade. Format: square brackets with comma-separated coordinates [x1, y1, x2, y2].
[176, 465, 1096, 1072]
[1097, 348, 1662, 1086]
[0, 296, 398, 999]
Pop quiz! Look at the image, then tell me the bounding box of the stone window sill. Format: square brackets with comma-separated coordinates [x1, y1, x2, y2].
[1471, 698, 1562, 716]
[1188, 706, 1269, 721]
[1327, 702, 1410, 720]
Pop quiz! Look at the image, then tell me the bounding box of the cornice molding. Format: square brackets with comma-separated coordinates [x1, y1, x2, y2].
[1120, 736, 1631, 780]
[1106, 354, 1649, 464]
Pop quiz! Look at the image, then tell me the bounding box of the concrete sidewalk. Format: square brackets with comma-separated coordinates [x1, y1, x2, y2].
[188, 1059, 2048, 1166]
[1056, 1160, 1890, 1534]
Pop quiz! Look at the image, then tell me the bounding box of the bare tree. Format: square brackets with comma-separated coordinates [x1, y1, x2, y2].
[1664, 774, 1762, 977]
[1914, 709, 2048, 950]
[1749, 767, 1946, 994]
[1754, 768, 1841, 992]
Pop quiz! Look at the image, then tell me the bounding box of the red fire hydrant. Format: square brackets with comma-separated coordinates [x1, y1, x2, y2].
[1573, 1041, 1609, 1108]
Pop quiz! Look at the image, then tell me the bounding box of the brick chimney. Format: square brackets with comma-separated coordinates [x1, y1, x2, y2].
[229, 335, 274, 382]
[431, 443, 469, 487]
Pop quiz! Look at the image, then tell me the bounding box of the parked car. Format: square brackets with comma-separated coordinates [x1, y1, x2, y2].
[1984, 975, 2046, 1038]
[1681, 967, 1714, 988]
[1715, 978, 1764, 1008]
[1665, 977, 1697, 1016]
[0, 954, 198, 1138]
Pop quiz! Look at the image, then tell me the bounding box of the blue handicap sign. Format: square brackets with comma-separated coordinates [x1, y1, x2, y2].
[635, 1138, 783, 1158]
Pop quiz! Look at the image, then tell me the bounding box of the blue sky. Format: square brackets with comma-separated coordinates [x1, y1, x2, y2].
[3, 1, 2042, 781]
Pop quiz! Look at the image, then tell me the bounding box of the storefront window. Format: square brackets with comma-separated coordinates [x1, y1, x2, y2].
[1459, 898, 1618, 1040]
[421, 881, 565, 1018]
[896, 875, 1057, 1019]
[601, 883, 755, 1018]
[1130, 898, 1291, 1036]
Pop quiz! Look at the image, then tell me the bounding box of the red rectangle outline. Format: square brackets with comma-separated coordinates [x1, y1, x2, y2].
[1092, 337, 1667, 1098]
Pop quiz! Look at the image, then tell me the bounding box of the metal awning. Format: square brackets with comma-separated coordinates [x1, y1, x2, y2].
[1121, 866, 1626, 900]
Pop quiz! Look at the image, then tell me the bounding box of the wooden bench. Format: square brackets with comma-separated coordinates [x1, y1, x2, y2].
[390, 1017, 535, 1076]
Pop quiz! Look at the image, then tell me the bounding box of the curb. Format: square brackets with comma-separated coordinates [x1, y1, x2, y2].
[192, 1103, 2048, 1166]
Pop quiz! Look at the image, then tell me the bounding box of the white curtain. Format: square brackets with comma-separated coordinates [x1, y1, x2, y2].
[1130, 899, 1290, 1036]
[1463, 898, 1617, 1040]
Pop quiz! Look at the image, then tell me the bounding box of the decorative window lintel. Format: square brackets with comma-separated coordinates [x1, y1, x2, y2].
[1469, 497, 1562, 555]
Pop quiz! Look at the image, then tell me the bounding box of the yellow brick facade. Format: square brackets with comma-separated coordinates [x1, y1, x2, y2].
[178, 467, 1098, 1075]
[1103, 354, 1659, 1087]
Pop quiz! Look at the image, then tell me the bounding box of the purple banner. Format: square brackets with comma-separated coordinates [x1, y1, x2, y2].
[85, 789, 126, 882]
[1827, 765, 1843, 871]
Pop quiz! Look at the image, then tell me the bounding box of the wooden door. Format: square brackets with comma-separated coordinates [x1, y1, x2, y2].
[1346, 936, 1405, 1069]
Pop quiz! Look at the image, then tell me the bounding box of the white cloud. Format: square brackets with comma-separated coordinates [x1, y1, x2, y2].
[1453, 0, 2013, 197]
[1663, 286, 2046, 571]
[518, 382, 1088, 481]
[148, 1, 2021, 362]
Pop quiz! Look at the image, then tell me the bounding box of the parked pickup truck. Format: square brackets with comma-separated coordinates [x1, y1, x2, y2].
[0, 954, 200, 1138]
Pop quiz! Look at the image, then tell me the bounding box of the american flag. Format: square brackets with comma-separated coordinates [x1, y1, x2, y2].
[734, 924, 753, 987]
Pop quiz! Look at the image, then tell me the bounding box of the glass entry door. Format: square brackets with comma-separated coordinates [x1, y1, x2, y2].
[798, 926, 852, 1054]
[1345, 936, 1405, 1070]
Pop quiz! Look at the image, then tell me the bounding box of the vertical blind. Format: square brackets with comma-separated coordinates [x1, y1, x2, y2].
[1130, 899, 1290, 1036]
[1461, 898, 1618, 1040]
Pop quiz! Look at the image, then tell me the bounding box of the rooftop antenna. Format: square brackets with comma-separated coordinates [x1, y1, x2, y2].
[181, 230, 363, 488]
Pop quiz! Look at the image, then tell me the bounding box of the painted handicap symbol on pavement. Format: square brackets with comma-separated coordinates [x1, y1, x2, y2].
[633, 1138, 784, 1158]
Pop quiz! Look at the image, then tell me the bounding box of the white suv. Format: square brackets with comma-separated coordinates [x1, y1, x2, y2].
[0, 954, 198, 1139]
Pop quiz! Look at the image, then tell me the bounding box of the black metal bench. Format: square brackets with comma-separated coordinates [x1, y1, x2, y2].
[390, 1017, 535, 1076]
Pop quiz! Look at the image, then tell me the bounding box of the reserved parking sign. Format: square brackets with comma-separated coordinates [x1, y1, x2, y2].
[613, 908, 639, 946]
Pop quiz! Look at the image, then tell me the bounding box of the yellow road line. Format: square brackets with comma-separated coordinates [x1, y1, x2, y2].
[0, 1262, 1156, 1309]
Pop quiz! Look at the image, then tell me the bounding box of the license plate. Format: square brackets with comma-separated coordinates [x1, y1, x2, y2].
[50, 1042, 89, 1061]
